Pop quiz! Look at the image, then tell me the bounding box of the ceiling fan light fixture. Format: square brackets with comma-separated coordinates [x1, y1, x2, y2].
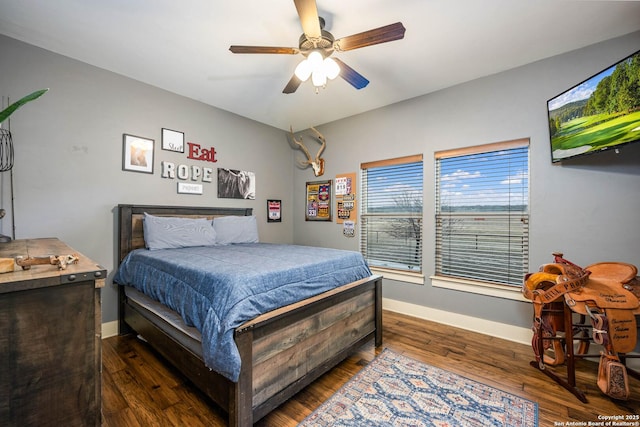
[294, 59, 313, 81]
[307, 50, 323, 68]
[311, 69, 327, 87]
[322, 57, 340, 80]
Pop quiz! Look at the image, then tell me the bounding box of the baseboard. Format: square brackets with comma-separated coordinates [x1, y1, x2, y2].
[382, 297, 532, 346]
[102, 320, 119, 339]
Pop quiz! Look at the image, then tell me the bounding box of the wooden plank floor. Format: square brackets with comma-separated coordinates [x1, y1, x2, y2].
[102, 310, 640, 426]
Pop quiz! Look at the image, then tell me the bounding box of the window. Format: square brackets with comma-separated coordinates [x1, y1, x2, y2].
[360, 155, 423, 279]
[434, 139, 529, 288]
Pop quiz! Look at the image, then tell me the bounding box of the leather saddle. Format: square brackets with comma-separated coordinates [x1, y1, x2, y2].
[523, 253, 639, 400]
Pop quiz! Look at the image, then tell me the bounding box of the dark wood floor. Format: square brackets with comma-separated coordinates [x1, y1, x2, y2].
[102, 310, 640, 426]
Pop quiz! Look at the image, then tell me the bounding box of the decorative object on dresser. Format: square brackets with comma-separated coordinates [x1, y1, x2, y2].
[15, 253, 79, 270]
[0, 238, 106, 426]
[114, 204, 382, 427]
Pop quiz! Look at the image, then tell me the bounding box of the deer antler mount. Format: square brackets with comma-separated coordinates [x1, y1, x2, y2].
[289, 126, 326, 177]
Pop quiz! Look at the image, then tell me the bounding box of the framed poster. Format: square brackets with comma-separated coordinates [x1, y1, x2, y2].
[335, 172, 357, 224]
[217, 168, 256, 199]
[267, 199, 282, 222]
[122, 134, 154, 174]
[162, 128, 184, 152]
[305, 180, 332, 221]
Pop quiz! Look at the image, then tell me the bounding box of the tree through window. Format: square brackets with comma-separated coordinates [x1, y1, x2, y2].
[360, 155, 423, 273]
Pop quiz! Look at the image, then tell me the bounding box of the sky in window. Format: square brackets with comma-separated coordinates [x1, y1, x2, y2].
[366, 162, 423, 209]
[439, 148, 528, 209]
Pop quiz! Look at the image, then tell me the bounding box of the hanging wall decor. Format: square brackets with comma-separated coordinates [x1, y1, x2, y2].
[161, 128, 184, 153]
[267, 199, 282, 222]
[335, 172, 357, 224]
[217, 168, 255, 199]
[305, 180, 332, 221]
[122, 134, 154, 174]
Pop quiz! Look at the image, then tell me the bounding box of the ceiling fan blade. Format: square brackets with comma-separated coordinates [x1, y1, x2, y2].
[229, 46, 299, 55]
[332, 58, 369, 90]
[283, 75, 303, 94]
[334, 22, 406, 52]
[294, 0, 321, 38]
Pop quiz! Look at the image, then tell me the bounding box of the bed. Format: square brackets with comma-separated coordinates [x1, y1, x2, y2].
[115, 204, 383, 426]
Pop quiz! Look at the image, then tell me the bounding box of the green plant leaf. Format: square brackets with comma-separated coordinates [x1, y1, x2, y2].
[0, 88, 49, 124]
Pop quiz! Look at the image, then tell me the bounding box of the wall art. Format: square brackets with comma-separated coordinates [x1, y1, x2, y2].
[267, 199, 282, 222]
[162, 128, 184, 152]
[305, 179, 332, 221]
[122, 133, 154, 174]
[335, 172, 357, 224]
[217, 168, 255, 199]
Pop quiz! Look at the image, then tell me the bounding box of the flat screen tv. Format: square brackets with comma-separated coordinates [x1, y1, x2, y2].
[547, 49, 640, 163]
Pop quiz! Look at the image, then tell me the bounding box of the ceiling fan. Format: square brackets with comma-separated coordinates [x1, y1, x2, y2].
[229, 0, 406, 94]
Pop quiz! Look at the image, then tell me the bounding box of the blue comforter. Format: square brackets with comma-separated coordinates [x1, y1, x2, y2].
[113, 243, 372, 382]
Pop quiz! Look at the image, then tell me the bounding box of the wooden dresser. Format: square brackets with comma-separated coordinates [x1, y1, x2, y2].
[0, 238, 105, 427]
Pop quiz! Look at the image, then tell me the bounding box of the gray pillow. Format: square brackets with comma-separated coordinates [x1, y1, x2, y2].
[143, 212, 217, 250]
[213, 215, 259, 245]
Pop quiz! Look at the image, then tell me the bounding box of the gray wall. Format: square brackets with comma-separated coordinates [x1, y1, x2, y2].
[0, 35, 295, 324]
[293, 31, 640, 329]
[2, 30, 639, 333]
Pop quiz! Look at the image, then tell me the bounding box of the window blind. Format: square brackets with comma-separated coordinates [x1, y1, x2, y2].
[361, 155, 423, 272]
[435, 140, 529, 286]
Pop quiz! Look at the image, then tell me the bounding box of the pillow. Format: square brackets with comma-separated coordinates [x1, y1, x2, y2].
[143, 212, 217, 250]
[213, 215, 259, 245]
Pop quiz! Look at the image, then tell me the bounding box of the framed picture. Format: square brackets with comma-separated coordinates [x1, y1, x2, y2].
[305, 180, 332, 221]
[335, 172, 357, 224]
[162, 128, 184, 152]
[122, 134, 154, 174]
[217, 168, 256, 200]
[177, 182, 203, 195]
[267, 199, 282, 222]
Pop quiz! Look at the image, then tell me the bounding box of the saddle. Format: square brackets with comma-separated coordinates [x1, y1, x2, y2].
[523, 253, 639, 400]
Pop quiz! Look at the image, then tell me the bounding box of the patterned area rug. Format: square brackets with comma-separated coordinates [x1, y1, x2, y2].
[299, 348, 538, 427]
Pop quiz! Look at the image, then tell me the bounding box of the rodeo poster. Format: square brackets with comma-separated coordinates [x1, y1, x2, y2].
[305, 180, 332, 221]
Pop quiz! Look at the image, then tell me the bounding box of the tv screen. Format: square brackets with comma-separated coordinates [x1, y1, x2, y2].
[547, 49, 640, 163]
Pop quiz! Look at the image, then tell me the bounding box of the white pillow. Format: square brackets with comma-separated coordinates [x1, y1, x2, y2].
[213, 215, 259, 245]
[143, 212, 217, 250]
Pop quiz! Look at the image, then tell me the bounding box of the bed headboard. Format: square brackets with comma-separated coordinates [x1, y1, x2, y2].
[117, 204, 253, 263]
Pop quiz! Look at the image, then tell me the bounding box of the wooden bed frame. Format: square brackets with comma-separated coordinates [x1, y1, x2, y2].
[116, 204, 383, 426]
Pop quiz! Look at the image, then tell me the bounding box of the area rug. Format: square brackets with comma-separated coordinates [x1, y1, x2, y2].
[299, 348, 538, 427]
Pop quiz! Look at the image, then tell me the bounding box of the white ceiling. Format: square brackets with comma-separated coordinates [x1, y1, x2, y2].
[1, 0, 639, 132]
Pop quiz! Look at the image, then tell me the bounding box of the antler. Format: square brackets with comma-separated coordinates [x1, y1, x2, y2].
[290, 126, 314, 167]
[289, 126, 326, 176]
[309, 127, 326, 160]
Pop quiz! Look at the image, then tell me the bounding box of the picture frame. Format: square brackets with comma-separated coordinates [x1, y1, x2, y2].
[162, 128, 185, 153]
[267, 199, 282, 222]
[122, 134, 154, 174]
[217, 168, 256, 200]
[305, 180, 332, 221]
[177, 182, 203, 195]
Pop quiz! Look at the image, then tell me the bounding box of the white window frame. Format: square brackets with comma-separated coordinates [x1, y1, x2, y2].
[360, 154, 424, 284]
[432, 139, 530, 300]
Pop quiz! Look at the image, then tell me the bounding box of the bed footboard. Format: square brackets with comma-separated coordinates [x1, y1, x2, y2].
[122, 274, 382, 427]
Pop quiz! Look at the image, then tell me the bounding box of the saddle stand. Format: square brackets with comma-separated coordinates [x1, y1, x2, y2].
[523, 253, 640, 402]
